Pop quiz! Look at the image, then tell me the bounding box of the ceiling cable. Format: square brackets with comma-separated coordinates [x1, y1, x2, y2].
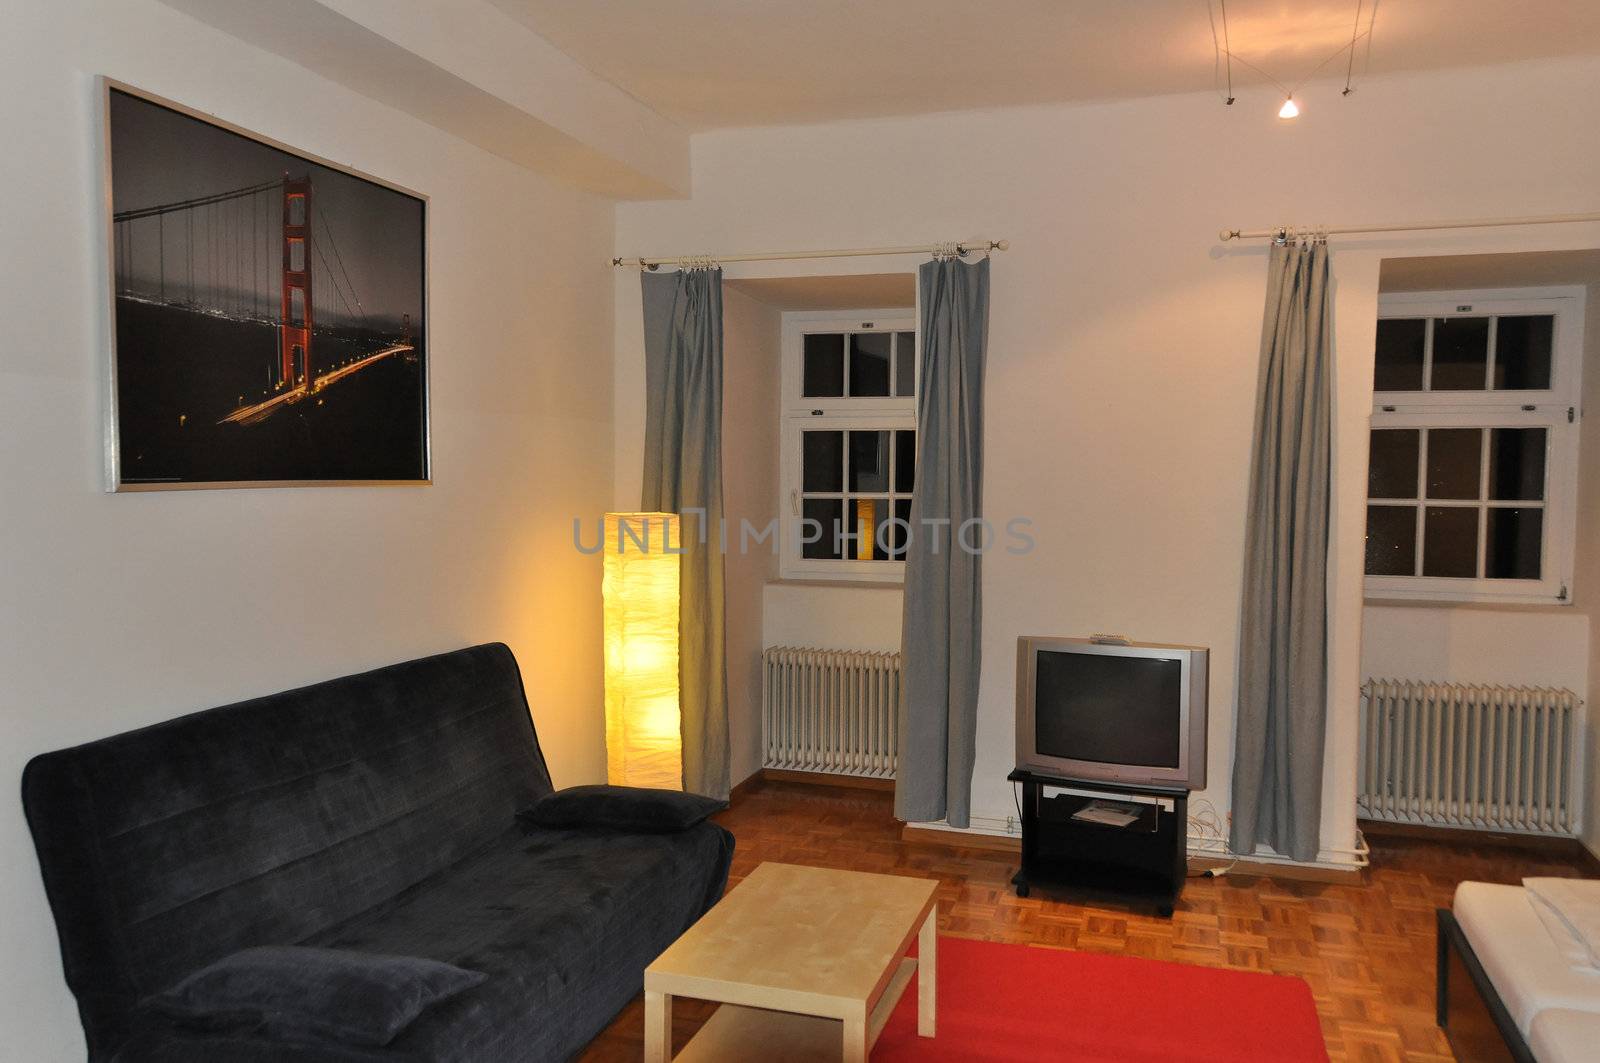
[1342, 1, 1363, 95]
[1220, 0, 1233, 101]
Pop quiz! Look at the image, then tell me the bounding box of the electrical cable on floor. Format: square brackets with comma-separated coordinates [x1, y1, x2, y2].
[1187, 798, 1238, 878]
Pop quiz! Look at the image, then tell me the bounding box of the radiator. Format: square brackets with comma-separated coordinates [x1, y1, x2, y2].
[762, 646, 901, 779]
[1359, 679, 1584, 837]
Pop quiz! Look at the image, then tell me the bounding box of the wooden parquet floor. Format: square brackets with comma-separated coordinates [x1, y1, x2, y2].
[579, 779, 1593, 1062]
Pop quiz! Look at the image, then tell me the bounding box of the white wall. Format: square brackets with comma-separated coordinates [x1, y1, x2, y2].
[1579, 281, 1600, 853]
[1, 2, 616, 1059]
[614, 56, 1600, 863]
[721, 287, 781, 784]
[763, 584, 903, 652]
[1361, 607, 1590, 692]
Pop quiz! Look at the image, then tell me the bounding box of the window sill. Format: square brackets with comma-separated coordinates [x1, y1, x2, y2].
[1363, 591, 1571, 609]
[766, 578, 905, 590]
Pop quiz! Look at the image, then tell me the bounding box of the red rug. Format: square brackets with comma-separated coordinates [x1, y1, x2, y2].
[872, 937, 1328, 1062]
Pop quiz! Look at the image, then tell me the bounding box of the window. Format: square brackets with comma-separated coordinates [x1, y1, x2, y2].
[781, 311, 916, 581]
[1364, 288, 1583, 604]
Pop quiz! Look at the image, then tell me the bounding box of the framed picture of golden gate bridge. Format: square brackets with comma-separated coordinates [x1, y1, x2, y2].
[102, 80, 429, 489]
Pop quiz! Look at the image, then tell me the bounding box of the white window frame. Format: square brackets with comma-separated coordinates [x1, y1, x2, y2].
[1366, 286, 1584, 606]
[779, 309, 917, 582]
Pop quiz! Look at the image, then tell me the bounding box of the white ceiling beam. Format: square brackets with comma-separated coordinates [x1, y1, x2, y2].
[157, 0, 690, 199]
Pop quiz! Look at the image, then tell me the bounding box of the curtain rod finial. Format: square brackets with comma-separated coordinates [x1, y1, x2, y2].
[1219, 229, 1239, 242]
[993, 238, 1010, 252]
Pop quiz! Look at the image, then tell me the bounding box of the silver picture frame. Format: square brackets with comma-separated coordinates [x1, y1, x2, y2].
[98, 77, 432, 491]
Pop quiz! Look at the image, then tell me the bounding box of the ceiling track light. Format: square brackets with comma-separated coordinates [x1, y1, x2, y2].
[1209, 0, 1378, 119]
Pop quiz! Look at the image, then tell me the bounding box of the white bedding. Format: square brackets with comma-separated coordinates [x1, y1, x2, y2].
[1452, 882, 1600, 1035]
[1529, 1008, 1600, 1063]
[1525, 877, 1600, 970]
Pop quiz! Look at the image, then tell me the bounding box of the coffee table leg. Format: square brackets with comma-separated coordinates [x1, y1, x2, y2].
[918, 906, 937, 1037]
[843, 1013, 867, 1063]
[645, 990, 672, 1062]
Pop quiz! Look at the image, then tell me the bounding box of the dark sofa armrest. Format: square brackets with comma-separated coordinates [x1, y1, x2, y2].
[516, 785, 726, 834]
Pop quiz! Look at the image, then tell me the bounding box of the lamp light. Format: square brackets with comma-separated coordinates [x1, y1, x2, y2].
[602, 512, 682, 790]
[855, 498, 875, 560]
[1278, 96, 1300, 120]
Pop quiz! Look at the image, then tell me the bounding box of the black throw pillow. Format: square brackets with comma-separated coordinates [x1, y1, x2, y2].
[518, 784, 726, 834]
[145, 946, 486, 1047]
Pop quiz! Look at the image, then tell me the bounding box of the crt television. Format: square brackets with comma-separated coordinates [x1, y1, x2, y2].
[1015, 636, 1209, 791]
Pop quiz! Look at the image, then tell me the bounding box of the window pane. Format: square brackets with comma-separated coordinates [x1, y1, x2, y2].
[889, 499, 912, 560]
[1426, 428, 1482, 499]
[801, 498, 843, 560]
[894, 332, 915, 397]
[803, 334, 844, 397]
[1365, 505, 1417, 576]
[846, 497, 893, 561]
[1430, 317, 1489, 391]
[1485, 508, 1543, 580]
[1488, 428, 1547, 501]
[1374, 318, 1426, 391]
[848, 430, 889, 491]
[849, 333, 891, 396]
[1493, 315, 1554, 390]
[802, 431, 843, 492]
[1368, 429, 1419, 499]
[894, 429, 916, 493]
[1423, 506, 1479, 578]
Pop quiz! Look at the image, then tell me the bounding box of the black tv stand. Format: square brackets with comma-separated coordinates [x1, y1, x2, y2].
[1008, 768, 1189, 917]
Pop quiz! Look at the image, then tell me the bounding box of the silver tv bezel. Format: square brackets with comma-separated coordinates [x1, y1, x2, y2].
[1015, 636, 1208, 791]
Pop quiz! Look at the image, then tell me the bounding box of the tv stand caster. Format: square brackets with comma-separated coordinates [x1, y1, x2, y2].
[1012, 875, 1030, 898]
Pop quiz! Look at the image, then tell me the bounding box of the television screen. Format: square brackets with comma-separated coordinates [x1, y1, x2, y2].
[1034, 650, 1182, 768]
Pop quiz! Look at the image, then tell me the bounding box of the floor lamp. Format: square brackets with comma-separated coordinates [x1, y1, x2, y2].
[602, 512, 682, 790]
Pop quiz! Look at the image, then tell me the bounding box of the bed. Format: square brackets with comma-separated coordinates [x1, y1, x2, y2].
[1438, 881, 1600, 1063]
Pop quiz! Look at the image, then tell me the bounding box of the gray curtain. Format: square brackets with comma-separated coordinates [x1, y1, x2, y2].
[641, 268, 730, 800]
[1228, 239, 1332, 863]
[895, 257, 990, 828]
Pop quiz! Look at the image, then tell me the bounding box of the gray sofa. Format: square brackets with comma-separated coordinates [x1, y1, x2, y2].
[22, 643, 734, 1061]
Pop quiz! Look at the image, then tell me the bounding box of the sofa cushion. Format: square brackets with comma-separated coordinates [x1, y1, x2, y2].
[518, 785, 726, 834]
[146, 947, 485, 1048]
[112, 822, 734, 1062]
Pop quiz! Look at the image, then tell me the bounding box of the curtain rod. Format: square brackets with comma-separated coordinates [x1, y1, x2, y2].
[610, 238, 1009, 269]
[1220, 211, 1600, 243]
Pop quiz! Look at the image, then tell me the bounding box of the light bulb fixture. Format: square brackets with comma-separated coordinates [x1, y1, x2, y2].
[1209, 1, 1379, 118]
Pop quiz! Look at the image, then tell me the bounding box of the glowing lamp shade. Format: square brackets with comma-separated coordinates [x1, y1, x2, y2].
[602, 513, 682, 790]
[1278, 96, 1300, 120]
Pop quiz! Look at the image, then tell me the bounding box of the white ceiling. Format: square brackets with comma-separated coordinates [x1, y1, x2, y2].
[490, 1, 1600, 131]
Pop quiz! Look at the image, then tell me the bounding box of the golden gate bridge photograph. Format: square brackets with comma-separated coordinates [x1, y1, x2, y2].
[108, 86, 428, 487]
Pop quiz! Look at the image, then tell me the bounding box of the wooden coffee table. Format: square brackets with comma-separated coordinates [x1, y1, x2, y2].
[643, 862, 939, 1062]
